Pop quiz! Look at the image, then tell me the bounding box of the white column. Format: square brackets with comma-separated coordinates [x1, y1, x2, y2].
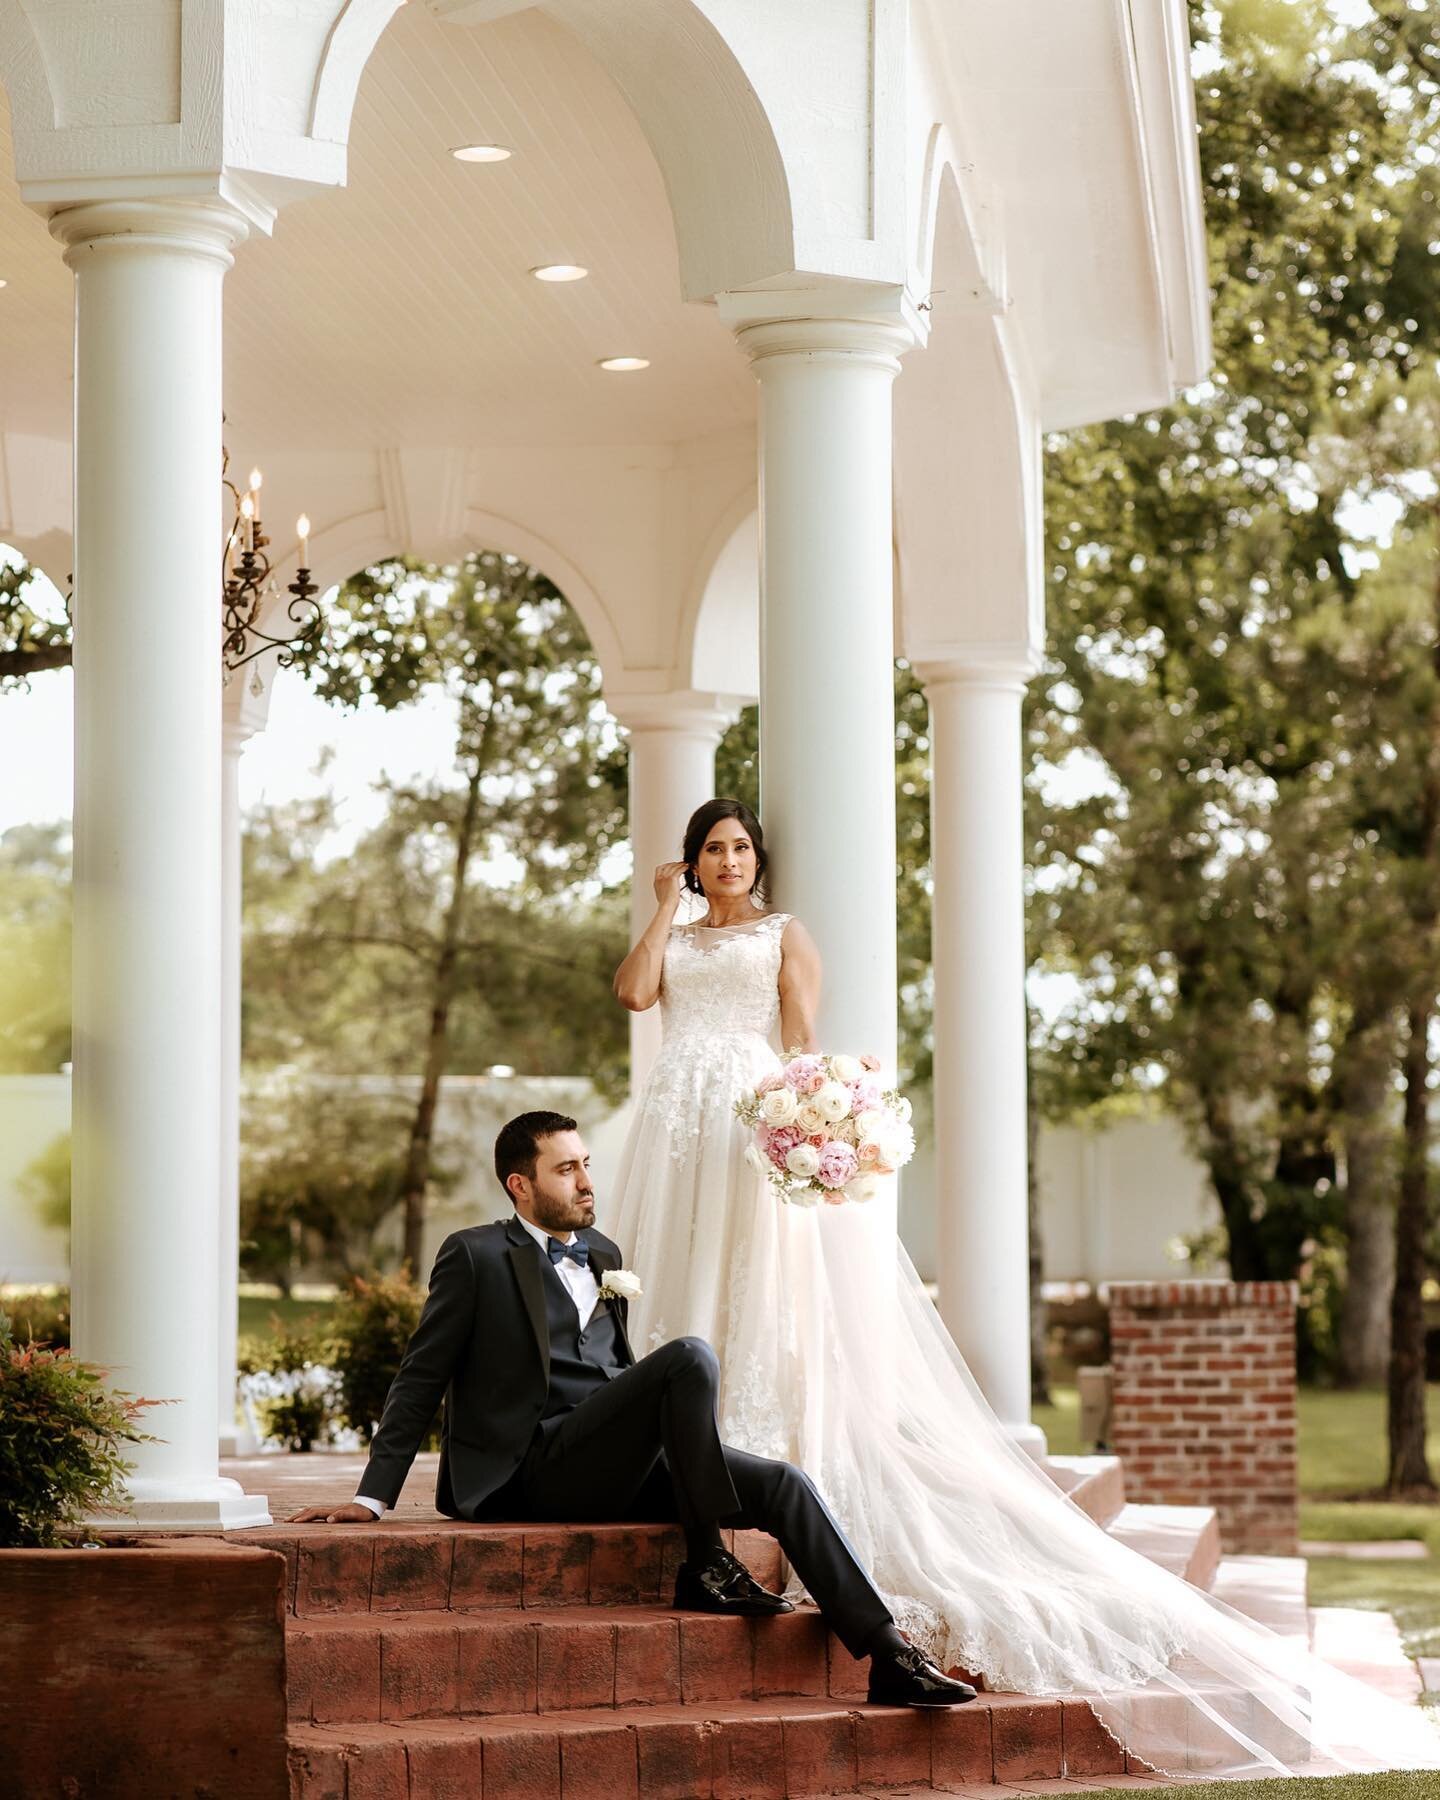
[55, 199, 269, 1528]
[612, 694, 733, 1090]
[921, 656, 1043, 1449]
[218, 722, 259, 1456]
[734, 315, 911, 1069]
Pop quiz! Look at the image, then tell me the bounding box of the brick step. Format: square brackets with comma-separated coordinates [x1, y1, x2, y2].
[287, 1691, 1129, 1799]
[1044, 1455, 1126, 1530]
[226, 1521, 782, 1616]
[285, 1603, 874, 1725]
[1106, 1502, 1222, 1592]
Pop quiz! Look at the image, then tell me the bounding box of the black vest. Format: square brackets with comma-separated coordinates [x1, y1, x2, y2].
[538, 1254, 626, 1419]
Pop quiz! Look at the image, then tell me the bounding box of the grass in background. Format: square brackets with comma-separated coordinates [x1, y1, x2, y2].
[237, 1293, 338, 1342]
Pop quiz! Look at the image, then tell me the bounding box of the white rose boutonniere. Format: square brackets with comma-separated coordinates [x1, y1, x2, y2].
[598, 1268, 643, 1303]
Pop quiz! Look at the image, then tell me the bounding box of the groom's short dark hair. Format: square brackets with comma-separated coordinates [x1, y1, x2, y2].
[495, 1111, 579, 1198]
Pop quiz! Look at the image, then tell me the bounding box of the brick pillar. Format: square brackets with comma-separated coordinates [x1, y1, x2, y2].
[1108, 1279, 1299, 1556]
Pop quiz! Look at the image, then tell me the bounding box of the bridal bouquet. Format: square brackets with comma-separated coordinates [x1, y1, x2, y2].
[734, 1052, 915, 1207]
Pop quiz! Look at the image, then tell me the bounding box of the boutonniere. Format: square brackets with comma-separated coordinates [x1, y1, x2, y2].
[597, 1268, 643, 1303]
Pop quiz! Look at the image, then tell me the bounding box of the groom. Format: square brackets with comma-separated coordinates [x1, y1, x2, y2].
[292, 1110, 973, 1707]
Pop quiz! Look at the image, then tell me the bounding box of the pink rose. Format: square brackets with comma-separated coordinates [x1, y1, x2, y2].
[849, 1079, 882, 1114]
[806, 1133, 827, 1149]
[784, 1055, 824, 1091]
[804, 1073, 826, 1095]
[755, 1070, 785, 1095]
[817, 1142, 859, 1190]
[764, 1125, 803, 1170]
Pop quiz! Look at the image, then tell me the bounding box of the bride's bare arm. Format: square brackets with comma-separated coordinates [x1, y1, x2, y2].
[614, 861, 687, 1011]
[777, 919, 822, 1052]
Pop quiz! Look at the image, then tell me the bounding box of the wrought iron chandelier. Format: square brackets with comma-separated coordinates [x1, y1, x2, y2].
[221, 446, 323, 683]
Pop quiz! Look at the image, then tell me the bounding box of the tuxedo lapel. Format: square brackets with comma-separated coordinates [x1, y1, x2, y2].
[505, 1216, 551, 1384]
[583, 1234, 636, 1365]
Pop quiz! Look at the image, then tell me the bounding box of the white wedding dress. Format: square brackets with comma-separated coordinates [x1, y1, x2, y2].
[607, 911, 1440, 1780]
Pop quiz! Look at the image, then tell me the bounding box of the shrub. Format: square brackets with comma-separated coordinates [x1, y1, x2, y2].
[237, 1322, 340, 1453]
[0, 1311, 157, 1546]
[331, 1271, 436, 1448]
[3, 1287, 70, 1350]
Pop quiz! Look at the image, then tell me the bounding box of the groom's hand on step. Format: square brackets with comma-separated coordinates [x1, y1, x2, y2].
[288, 1503, 377, 1524]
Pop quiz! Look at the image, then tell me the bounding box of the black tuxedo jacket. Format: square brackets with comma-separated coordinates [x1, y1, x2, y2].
[357, 1215, 635, 1517]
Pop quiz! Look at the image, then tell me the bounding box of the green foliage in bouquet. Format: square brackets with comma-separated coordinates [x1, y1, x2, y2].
[331, 1271, 438, 1448]
[0, 1311, 156, 1546]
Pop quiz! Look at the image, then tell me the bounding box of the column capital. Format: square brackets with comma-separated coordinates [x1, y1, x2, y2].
[915, 645, 1043, 697]
[50, 199, 250, 271]
[608, 688, 740, 742]
[717, 283, 926, 367]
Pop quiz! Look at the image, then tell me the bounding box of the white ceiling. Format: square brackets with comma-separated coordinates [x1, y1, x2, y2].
[0, 4, 758, 454]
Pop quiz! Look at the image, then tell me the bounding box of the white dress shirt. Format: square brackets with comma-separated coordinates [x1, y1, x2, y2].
[354, 1216, 597, 1517]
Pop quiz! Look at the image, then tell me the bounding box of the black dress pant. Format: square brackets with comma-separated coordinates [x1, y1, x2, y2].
[514, 1336, 893, 1657]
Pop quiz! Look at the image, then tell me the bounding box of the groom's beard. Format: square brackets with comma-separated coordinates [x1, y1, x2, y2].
[529, 1181, 597, 1234]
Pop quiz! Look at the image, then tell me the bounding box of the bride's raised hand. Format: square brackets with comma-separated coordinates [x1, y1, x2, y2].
[654, 861, 688, 909]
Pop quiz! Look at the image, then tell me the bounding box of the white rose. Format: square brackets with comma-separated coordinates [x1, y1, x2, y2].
[598, 1268, 644, 1301]
[786, 1182, 822, 1208]
[830, 1054, 863, 1083]
[843, 1175, 882, 1204]
[743, 1142, 771, 1177]
[794, 1099, 827, 1134]
[785, 1143, 821, 1179]
[814, 1081, 852, 1123]
[760, 1086, 800, 1127]
[855, 1109, 887, 1141]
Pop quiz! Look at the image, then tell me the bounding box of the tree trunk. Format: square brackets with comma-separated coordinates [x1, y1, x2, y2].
[1386, 997, 1435, 1491]
[1335, 1016, 1397, 1388]
[1027, 1049, 1051, 1406]
[1200, 1089, 1269, 1280]
[397, 756, 486, 1273]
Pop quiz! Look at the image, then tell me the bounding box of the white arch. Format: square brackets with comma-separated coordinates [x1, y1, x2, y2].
[258, 502, 627, 683]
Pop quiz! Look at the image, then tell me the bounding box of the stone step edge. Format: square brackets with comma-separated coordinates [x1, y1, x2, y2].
[1045, 1455, 1127, 1531]
[225, 1521, 784, 1617]
[1106, 1502, 1223, 1593]
[284, 1603, 880, 1723]
[285, 1691, 1134, 1792]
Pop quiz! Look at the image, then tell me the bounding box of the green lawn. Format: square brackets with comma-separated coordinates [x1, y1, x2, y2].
[237, 1293, 338, 1342]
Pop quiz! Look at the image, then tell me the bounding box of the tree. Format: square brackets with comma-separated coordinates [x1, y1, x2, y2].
[1030, 0, 1440, 1302]
[279, 552, 627, 1269]
[0, 823, 71, 1074]
[0, 557, 69, 688]
[239, 1076, 458, 1287]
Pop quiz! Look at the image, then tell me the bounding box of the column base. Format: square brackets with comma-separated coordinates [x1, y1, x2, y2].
[1006, 1420, 1049, 1464]
[86, 1476, 272, 1532]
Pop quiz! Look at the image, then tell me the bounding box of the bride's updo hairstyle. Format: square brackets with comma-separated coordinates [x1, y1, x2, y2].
[682, 798, 769, 904]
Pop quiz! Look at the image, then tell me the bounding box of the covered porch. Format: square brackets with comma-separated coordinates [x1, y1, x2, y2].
[0, 0, 1209, 1524]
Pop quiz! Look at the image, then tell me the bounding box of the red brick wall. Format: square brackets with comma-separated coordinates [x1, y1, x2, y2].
[0, 1540, 288, 1798]
[1108, 1279, 1299, 1556]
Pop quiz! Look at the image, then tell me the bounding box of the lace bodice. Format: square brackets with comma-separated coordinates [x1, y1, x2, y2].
[657, 912, 791, 1048]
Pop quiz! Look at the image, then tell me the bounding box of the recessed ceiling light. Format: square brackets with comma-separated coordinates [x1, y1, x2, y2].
[531, 263, 588, 283]
[0, 280, 8, 290]
[598, 356, 650, 372]
[452, 144, 511, 163]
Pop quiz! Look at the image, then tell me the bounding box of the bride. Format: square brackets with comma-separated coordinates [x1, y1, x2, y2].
[608, 795, 1440, 1781]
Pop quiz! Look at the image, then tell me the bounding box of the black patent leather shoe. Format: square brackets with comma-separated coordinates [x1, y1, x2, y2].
[673, 1548, 794, 1616]
[867, 1644, 978, 1707]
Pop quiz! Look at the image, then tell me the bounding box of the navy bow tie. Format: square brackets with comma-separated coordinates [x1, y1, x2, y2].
[546, 1236, 590, 1268]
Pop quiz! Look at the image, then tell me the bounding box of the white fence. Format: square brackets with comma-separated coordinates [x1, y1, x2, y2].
[1, 1072, 1220, 1291]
